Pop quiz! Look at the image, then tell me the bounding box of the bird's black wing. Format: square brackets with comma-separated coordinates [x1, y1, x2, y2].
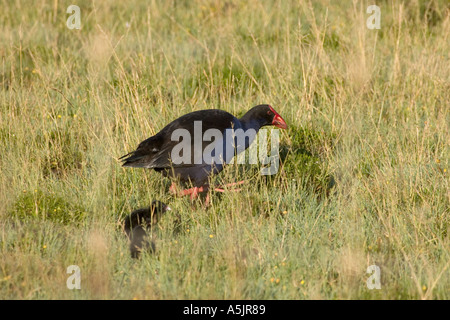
[120, 109, 238, 169]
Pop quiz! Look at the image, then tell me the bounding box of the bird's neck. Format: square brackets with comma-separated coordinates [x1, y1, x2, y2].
[239, 114, 264, 132]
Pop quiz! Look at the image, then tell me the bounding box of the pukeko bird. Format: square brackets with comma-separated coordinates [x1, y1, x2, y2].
[120, 104, 287, 200]
[123, 200, 171, 258]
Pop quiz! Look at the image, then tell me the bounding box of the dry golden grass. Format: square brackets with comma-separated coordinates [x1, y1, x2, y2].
[0, 0, 448, 299]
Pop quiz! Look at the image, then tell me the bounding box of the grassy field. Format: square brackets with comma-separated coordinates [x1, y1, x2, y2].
[0, 0, 449, 299]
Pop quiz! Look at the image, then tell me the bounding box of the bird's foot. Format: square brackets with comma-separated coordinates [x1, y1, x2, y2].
[213, 180, 246, 192]
[169, 182, 179, 195]
[170, 181, 245, 196]
[170, 181, 246, 207]
[182, 185, 208, 200]
[170, 183, 209, 199]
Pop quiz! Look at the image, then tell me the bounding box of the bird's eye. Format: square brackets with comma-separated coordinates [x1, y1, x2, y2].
[267, 111, 272, 115]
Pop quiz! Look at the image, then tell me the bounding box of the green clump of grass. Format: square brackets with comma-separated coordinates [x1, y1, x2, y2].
[9, 189, 86, 225]
[280, 125, 336, 196]
[284, 152, 334, 194]
[323, 31, 341, 50]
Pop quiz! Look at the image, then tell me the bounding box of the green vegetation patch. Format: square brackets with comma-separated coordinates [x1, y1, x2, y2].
[9, 189, 86, 225]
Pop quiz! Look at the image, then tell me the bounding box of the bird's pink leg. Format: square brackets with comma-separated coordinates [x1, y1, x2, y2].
[223, 181, 246, 187]
[182, 186, 211, 207]
[214, 188, 242, 193]
[203, 192, 210, 208]
[213, 180, 246, 192]
[169, 182, 178, 195]
[178, 185, 208, 199]
[170, 183, 207, 198]
[170, 181, 245, 205]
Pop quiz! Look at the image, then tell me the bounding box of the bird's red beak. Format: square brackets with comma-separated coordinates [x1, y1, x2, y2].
[269, 106, 287, 129]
